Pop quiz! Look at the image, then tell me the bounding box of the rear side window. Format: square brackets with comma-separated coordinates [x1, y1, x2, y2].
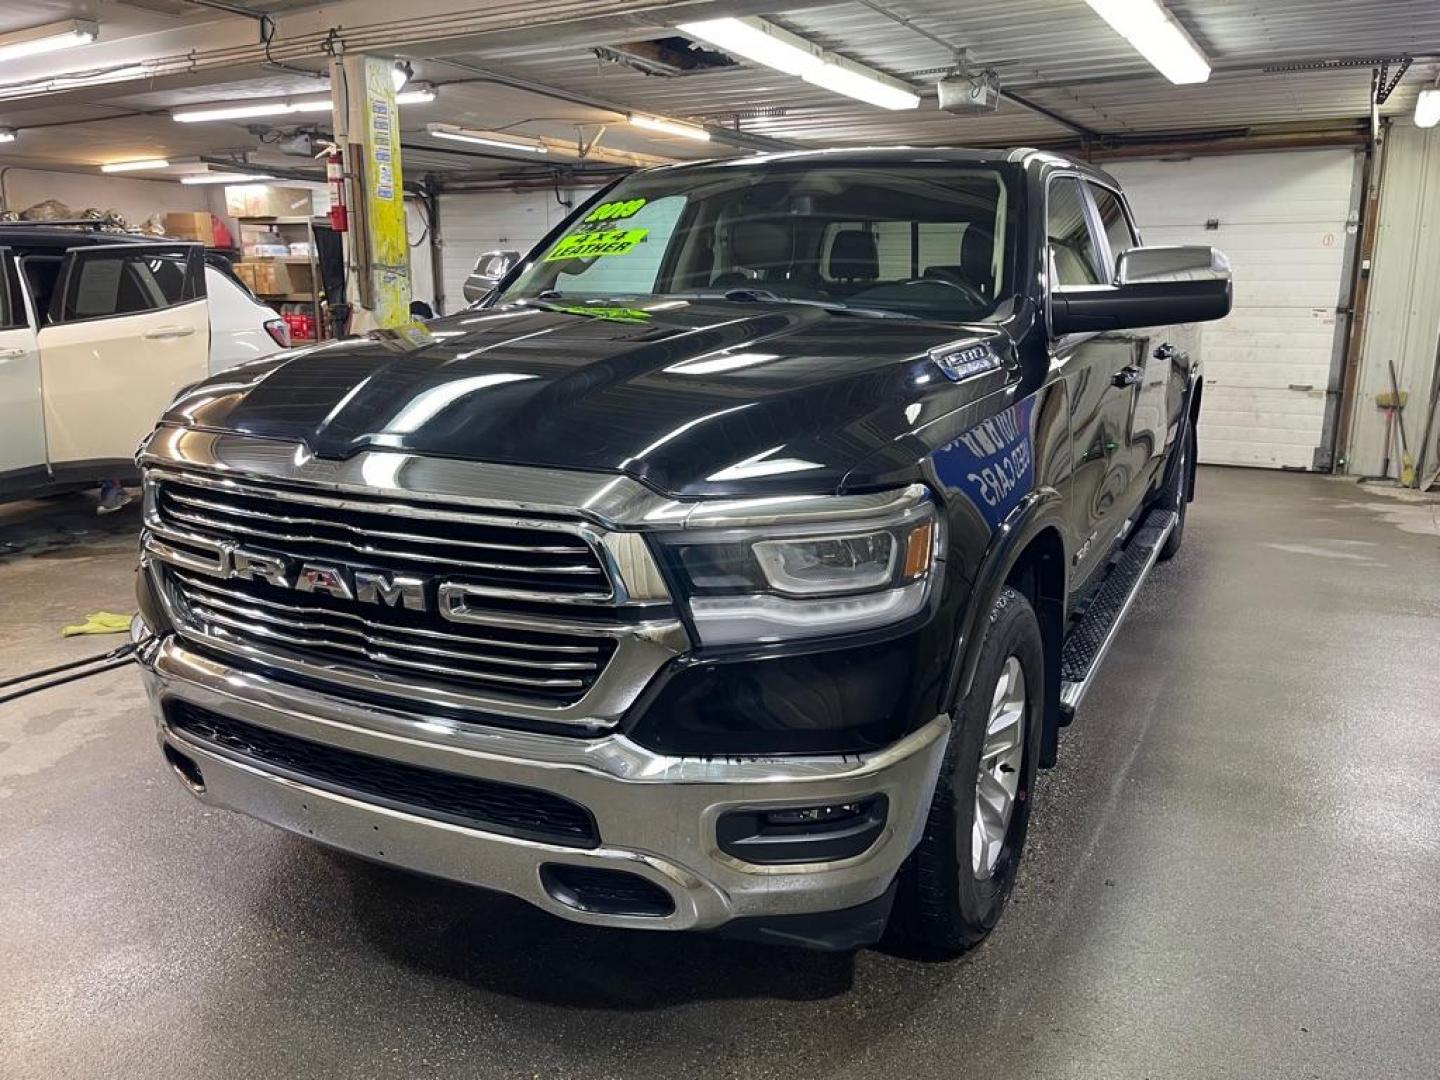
[59, 248, 199, 322]
[1088, 184, 1138, 275]
[1047, 178, 1103, 288]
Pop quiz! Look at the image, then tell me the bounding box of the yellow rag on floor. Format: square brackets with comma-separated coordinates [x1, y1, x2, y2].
[61, 612, 134, 637]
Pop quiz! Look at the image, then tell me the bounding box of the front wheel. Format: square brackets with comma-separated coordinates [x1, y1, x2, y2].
[891, 586, 1044, 956]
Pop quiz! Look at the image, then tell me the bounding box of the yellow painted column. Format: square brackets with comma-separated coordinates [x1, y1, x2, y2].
[334, 54, 411, 331]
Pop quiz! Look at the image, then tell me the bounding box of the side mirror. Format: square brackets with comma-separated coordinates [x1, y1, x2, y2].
[461, 249, 520, 303]
[1051, 245, 1232, 335]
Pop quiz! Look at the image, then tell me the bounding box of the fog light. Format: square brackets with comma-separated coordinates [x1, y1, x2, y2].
[764, 802, 867, 827]
[717, 795, 888, 865]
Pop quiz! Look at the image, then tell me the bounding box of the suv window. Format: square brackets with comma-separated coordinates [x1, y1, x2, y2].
[1047, 178, 1103, 288]
[59, 248, 196, 322]
[21, 256, 62, 324]
[1089, 184, 1137, 276]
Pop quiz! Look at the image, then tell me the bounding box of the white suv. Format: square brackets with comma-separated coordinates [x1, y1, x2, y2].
[0, 226, 290, 502]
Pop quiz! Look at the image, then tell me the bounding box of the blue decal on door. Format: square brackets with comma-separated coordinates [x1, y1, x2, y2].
[932, 398, 1036, 528]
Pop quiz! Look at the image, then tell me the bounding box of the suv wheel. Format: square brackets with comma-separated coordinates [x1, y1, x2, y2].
[891, 586, 1044, 956]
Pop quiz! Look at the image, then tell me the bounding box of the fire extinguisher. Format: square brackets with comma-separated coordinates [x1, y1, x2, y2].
[326, 149, 348, 233]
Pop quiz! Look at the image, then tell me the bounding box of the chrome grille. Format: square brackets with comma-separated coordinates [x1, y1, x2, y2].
[154, 475, 613, 601]
[147, 470, 623, 709]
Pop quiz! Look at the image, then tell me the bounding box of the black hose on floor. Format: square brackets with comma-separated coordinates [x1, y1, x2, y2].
[0, 642, 138, 704]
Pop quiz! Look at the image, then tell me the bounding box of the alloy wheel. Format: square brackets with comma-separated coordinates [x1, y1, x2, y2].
[972, 655, 1026, 879]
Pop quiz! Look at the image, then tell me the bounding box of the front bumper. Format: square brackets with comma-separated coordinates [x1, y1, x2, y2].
[138, 634, 950, 946]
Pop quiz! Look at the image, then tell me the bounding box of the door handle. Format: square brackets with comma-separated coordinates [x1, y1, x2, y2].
[0, 347, 25, 359]
[1111, 365, 1142, 388]
[143, 325, 195, 340]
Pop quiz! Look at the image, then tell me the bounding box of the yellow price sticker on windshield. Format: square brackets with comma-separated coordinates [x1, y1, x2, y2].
[585, 197, 648, 223]
[545, 228, 648, 262]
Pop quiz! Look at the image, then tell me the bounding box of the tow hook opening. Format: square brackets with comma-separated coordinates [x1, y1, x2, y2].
[540, 864, 676, 918]
[164, 743, 205, 793]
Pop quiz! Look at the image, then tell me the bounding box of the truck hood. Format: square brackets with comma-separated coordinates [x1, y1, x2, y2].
[167, 299, 1015, 498]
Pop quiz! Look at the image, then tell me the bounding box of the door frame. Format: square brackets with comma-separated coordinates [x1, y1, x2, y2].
[0, 246, 51, 494]
[1043, 173, 1156, 585]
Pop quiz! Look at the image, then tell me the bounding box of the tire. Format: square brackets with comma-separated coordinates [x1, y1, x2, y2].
[891, 586, 1045, 957]
[1158, 428, 1194, 562]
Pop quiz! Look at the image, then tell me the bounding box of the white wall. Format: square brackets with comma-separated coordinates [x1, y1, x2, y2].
[0, 167, 209, 229]
[405, 196, 436, 314]
[1348, 122, 1440, 481]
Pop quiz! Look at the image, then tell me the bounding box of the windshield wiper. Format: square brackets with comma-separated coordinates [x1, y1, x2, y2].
[672, 288, 919, 320]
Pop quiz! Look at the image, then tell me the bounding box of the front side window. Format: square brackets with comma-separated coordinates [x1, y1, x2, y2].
[500, 163, 1020, 323]
[1089, 184, 1138, 277]
[1047, 178, 1103, 288]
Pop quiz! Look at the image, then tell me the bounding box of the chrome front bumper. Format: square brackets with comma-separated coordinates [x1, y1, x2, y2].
[138, 635, 950, 938]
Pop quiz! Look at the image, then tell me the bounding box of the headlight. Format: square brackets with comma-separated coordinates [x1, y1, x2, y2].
[650, 491, 941, 647]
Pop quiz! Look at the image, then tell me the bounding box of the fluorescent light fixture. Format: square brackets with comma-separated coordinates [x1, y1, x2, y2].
[678, 15, 918, 110]
[629, 114, 711, 141]
[100, 159, 169, 173]
[173, 97, 330, 123]
[1417, 86, 1440, 129]
[0, 18, 97, 63]
[174, 88, 433, 123]
[803, 58, 921, 110]
[180, 172, 276, 185]
[0, 129, 14, 143]
[1083, 0, 1210, 84]
[395, 84, 436, 105]
[426, 123, 548, 154]
[678, 17, 821, 76]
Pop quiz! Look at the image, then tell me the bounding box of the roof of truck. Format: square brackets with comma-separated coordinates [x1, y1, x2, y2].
[647, 145, 1121, 187]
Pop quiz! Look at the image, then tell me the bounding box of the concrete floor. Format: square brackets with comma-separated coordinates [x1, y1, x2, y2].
[2, 468, 1437, 1080]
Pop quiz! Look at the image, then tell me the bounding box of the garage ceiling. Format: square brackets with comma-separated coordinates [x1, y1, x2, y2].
[0, 0, 1436, 187]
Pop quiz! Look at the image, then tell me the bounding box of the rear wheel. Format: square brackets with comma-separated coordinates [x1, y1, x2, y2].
[892, 586, 1044, 956]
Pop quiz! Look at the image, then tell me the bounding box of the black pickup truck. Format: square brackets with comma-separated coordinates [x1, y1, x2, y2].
[133, 148, 1230, 953]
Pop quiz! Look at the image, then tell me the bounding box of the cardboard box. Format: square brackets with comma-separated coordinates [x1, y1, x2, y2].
[245, 260, 316, 297]
[233, 262, 258, 291]
[268, 261, 316, 296]
[224, 184, 313, 219]
[165, 211, 216, 245]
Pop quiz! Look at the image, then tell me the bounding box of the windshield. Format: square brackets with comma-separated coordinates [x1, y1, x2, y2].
[498, 162, 1021, 323]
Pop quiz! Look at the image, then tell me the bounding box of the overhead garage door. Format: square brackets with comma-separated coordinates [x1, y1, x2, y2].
[1106, 150, 1360, 470]
[436, 188, 598, 315]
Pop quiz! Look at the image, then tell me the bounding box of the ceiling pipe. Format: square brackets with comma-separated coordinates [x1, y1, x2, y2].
[426, 56, 795, 153]
[1079, 127, 1368, 160]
